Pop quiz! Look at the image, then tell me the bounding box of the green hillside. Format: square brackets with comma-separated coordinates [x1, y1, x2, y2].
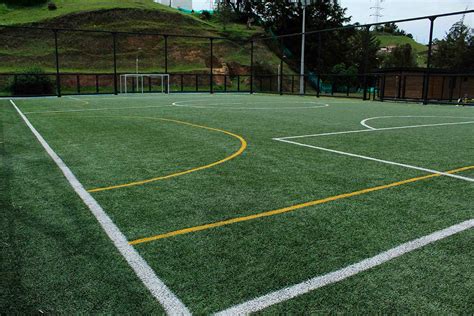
[376, 33, 428, 66]
[376, 34, 426, 53]
[0, 0, 282, 74]
[0, 0, 179, 25]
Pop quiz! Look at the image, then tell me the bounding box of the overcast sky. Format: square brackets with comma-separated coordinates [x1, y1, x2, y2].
[341, 0, 473, 43]
[192, 0, 473, 44]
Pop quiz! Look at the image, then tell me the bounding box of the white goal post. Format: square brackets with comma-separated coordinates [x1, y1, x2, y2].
[119, 74, 170, 94]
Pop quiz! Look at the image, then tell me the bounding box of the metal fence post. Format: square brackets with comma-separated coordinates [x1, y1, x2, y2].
[250, 40, 254, 94]
[164, 35, 168, 74]
[76, 75, 80, 94]
[210, 37, 214, 94]
[112, 32, 118, 95]
[53, 29, 61, 97]
[423, 17, 436, 105]
[362, 26, 370, 100]
[279, 58, 283, 95]
[381, 74, 386, 101]
[397, 72, 402, 98]
[317, 32, 322, 98]
[316, 75, 321, 97]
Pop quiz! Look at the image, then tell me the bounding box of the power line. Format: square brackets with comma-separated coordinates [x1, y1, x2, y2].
[370, 0, 384, 24]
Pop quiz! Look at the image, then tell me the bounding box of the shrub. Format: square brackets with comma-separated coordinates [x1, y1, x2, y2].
[1, 0, 47, 6]
[9, 68, 55, 96]
[200, 10, 211, 20]
[47, 1, 56, 10]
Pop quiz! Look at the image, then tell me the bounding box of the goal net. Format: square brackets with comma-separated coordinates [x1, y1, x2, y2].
[119, 74, 170, 94]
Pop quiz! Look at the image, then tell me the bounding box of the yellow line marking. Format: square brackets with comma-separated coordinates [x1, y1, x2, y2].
[88, 117, 247, 193]
[129, 165, 474, 245]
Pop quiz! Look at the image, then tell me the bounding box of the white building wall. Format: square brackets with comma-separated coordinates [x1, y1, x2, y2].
[154, 0, 193, 11]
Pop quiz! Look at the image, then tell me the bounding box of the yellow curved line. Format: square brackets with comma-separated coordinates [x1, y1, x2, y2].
[129, 165, 474, 245]
[87, 117, 247, 193]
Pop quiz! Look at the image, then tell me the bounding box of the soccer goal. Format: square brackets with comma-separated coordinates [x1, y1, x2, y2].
[119, 74, 170, 94]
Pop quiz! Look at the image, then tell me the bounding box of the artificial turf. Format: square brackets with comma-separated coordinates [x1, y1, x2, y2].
[2, 93, 473, 313]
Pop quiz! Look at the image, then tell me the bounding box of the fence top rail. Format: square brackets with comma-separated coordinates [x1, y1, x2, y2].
[0, 72, 253, 76]
[254, 9, 474, 41]
[0, 24, 228, 40]
[1, 72, 472, 77]
[1, 10, 471, 43]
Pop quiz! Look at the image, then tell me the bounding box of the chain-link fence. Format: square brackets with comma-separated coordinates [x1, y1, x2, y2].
[1, 10, 472, 104]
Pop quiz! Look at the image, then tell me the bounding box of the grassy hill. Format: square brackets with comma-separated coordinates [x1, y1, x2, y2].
[0, 0, 282, 74]
[375, 33, 428, 66]
[0, 0, 180, 25]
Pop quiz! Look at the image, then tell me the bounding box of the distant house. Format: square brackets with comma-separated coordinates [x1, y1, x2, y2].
[154, 0, 193, 11]
[379, 45, 397, 54]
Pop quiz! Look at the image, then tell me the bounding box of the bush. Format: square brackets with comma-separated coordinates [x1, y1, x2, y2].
[1, 0, 47, 6]
[47, 1, 56, 10]
[200, 10, 211, 20]
[9, 68, 55, 96]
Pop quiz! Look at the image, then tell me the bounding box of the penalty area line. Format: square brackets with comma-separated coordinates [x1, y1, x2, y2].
[216, 219, 474, 315]
[10, 100, 190, 315]
[275, 138, 474, 183]
[129, 165, 473, 246]
[275, 120, 474, 140]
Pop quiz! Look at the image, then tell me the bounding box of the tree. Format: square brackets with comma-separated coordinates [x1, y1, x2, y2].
[432, 20, 474, 71]
[252, 1, 362, 74]
[329, 63, 358, 91]
[382, 44, 418, 68]
[374, 23, 413, 38]
[223, 1, 379, 75]
[347, 29, 381, 73]
[216, 1, 234, 31]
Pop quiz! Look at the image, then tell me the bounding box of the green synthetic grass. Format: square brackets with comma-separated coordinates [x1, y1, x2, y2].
[2, 94, 473, 313]
[0, 99, 164, 313]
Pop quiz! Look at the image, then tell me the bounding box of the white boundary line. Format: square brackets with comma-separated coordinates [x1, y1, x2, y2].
[276, 120, 474, 140]
[172, 100, 330, 110]
[274, 116, 474, 182]
[360, 115, 474, 130]
[66, 96, 90, 105]
[216, 219, 474, 315]
[23, 105, 171, 114]
[275, 138, 474, 182]
[10, 100, 190, 315]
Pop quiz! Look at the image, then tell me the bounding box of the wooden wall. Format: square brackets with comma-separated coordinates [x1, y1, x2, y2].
[380, 72, 474, 101]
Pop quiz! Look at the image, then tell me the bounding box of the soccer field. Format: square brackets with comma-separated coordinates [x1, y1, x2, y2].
[2, 94, 473, 313]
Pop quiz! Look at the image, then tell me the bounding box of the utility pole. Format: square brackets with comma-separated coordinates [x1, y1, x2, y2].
[294, 0, 312, 95]
[370, 0, 384, 24]
[299, 2, 306, 95]
[290, 0, 314, 94]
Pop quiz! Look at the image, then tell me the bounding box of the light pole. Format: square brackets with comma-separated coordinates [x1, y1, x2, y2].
[300, 3, 306, 95]
[292, 0, 312, 95]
